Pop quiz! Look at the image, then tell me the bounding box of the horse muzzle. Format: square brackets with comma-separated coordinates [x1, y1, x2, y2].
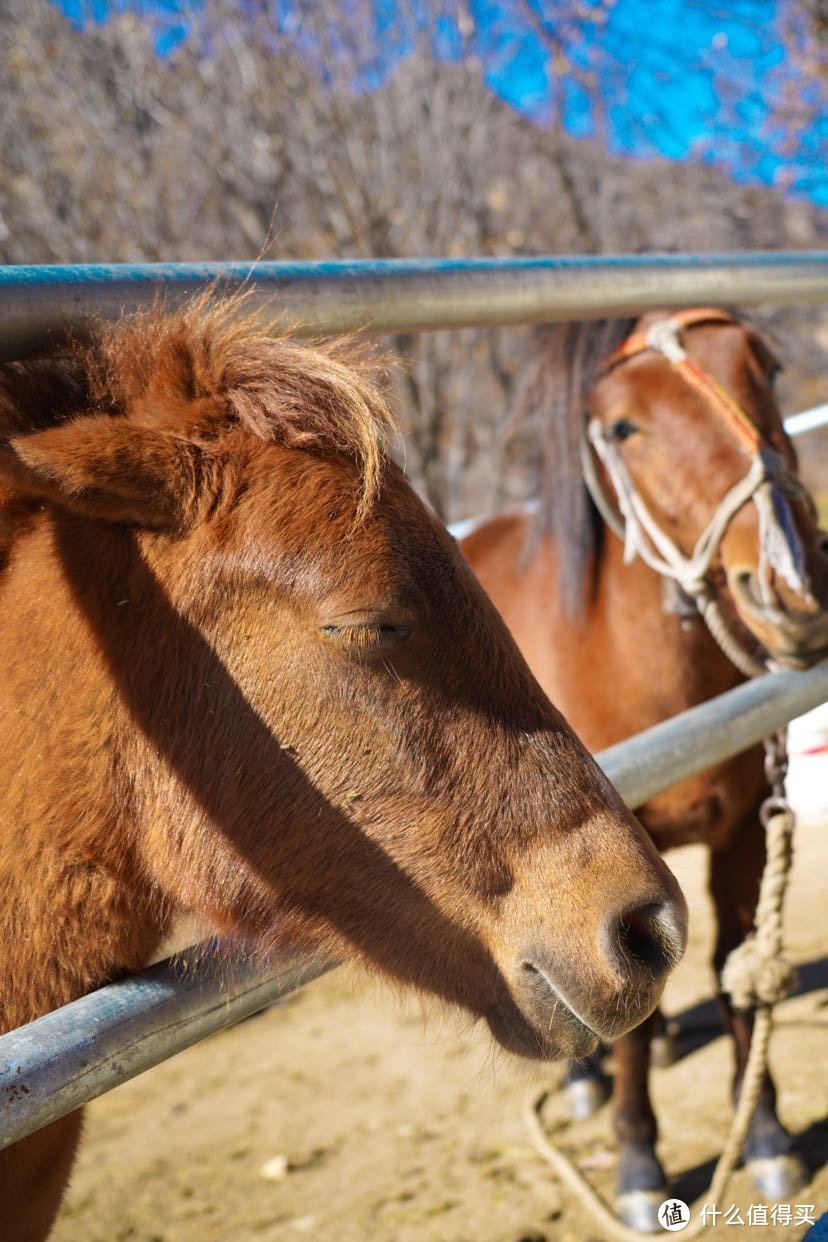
[728, 568, 828, 669]
[486, 894, 687, 1061]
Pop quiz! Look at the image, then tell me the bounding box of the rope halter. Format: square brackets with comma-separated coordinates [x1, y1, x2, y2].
[581, 309, 816, 678]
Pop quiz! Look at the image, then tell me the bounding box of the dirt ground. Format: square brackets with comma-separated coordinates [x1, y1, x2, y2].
[52, 823, 826, 1242]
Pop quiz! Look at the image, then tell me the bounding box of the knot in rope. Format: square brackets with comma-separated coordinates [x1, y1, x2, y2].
[720, 933, 797, 1010]
[720, 803, 797, 1009]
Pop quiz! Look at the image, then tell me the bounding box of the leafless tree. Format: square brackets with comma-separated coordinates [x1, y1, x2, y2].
[1, 0, 826, 517]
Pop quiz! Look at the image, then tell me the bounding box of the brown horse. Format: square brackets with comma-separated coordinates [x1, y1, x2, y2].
[0, 300, 686, 1241]
[461, 308, 828, 1230]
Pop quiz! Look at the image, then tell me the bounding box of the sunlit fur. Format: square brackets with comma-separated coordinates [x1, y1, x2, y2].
[0, 301, 685, 1240]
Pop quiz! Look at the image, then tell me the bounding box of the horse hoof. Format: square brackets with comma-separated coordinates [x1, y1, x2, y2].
[566, 1075, 611, 1120]
[615, 1188, 666, 1233]
[650, 1026, 679, 1068]
[747, 1152, 809, 1199]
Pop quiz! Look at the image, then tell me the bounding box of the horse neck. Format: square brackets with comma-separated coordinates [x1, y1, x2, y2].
[0, 516, 129, 849]
[593, 527, 745, 703]
[0, 513, 172, 1025]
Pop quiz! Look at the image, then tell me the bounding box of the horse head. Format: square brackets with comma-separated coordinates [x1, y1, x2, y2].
[586, 309, 828, 672]
[0, 299, 686, 1060]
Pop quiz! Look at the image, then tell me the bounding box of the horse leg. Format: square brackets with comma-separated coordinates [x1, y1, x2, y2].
[564, 1045, 611, 1119]
[563, 1004, 675, 1121]
[649, 1005, 678, 1068]
[613, 1008, 667, 1233]
[0, 1111, 83, 1242]
[710, 823, 808, 1198]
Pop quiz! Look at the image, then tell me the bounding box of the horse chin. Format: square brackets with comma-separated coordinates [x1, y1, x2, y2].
[728, 589, 828, 671]
[739, 613, 828, 671]
[764, 646, 825, 672]
[485, 996, 600, 1062]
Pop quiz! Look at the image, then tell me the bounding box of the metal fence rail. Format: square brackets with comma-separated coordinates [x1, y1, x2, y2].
[785, 401, 828, 438]
[3, 657, 828, 1149]
[3, 252, 828, 360]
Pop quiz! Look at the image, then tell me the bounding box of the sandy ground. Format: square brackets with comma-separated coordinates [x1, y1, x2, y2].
[52, 823, 826, 1242]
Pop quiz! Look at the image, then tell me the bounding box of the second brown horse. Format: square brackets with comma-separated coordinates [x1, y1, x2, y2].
[462, 309, 828, 1230]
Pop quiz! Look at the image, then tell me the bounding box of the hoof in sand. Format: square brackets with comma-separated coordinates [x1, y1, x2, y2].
[650, 1024, 679, 1068]
[747, 1152, 809, 1200]
[616, 1188, 666, 1234]
[566, 1074, 611, 1121]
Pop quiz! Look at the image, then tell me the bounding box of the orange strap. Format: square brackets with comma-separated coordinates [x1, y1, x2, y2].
[674, 357, 761, 452]
[601, 308, 738, 370]
[601, 309, 762, 453]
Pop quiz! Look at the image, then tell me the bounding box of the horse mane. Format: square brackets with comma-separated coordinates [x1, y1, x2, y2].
[0, 294, 395, 518]
[513, 318, 638, 621]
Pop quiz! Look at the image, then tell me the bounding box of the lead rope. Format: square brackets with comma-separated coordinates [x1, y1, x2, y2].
[693, 586, 768, 679]
[523, 730, 797, 1238]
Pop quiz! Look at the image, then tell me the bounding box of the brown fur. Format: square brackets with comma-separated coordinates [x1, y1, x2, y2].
[462, 311, 828, 1201]
[0, 300, 687, 1240]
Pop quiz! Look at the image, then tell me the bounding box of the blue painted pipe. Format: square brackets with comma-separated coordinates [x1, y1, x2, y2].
[2, 251, 828, 359]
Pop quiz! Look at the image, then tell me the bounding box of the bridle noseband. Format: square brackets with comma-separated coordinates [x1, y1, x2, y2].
[580, 309, 815, 678]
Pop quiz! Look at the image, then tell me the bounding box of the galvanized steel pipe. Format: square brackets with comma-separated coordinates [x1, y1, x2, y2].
[599, 658, 828, 808]
[0, 947, 334, 1150]
[785, 401, 828, 438]
[3, 252, 828, 360]
[2, 658, 828, 1148]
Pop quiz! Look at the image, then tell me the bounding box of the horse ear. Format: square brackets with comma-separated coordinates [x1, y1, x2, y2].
[0, 416, 213, 530]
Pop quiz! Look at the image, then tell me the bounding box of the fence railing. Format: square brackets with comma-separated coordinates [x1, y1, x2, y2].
[784, 400, 828, 438]
[3, 252, 828, 359]
[1, 251, 828, 1150]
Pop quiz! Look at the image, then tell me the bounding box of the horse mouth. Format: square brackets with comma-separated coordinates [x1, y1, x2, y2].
[766, 645, 828, 671]
[485, 975, 600, 1062]
[729, 579, 828, 670]
[743, 612, 828, 670]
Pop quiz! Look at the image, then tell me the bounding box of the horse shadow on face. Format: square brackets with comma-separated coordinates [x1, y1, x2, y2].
[53, 514, 510, 1023]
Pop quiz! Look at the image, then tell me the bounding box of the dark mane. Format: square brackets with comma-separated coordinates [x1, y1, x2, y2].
[0, 296, 395, 517]
[514, 318, 637, 620]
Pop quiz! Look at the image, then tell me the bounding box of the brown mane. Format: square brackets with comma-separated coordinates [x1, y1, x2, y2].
[0, 295, 394, 520]
[517, 318, 636, 619]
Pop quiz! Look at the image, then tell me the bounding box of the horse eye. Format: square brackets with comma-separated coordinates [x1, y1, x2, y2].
[321, 622, 412, 648]
[768, 363, 783, 386]
[609, 418, 639, 442]
[376, 623, 412, 643]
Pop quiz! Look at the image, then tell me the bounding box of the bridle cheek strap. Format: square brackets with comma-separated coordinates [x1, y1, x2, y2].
[587, 425, 807, 601]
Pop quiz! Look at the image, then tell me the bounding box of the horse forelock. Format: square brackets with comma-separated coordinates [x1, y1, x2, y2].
[526, 318, 637, 620]
[0, 294, 396, 520]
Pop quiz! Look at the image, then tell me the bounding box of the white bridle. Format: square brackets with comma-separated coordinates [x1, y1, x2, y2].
[580, 315, 815, 678]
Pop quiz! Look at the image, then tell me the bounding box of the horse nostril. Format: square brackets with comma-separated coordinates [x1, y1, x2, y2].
[733, 569, 755, 599]
[730, 569, 768, 611]
[604, 902, 681, 982]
